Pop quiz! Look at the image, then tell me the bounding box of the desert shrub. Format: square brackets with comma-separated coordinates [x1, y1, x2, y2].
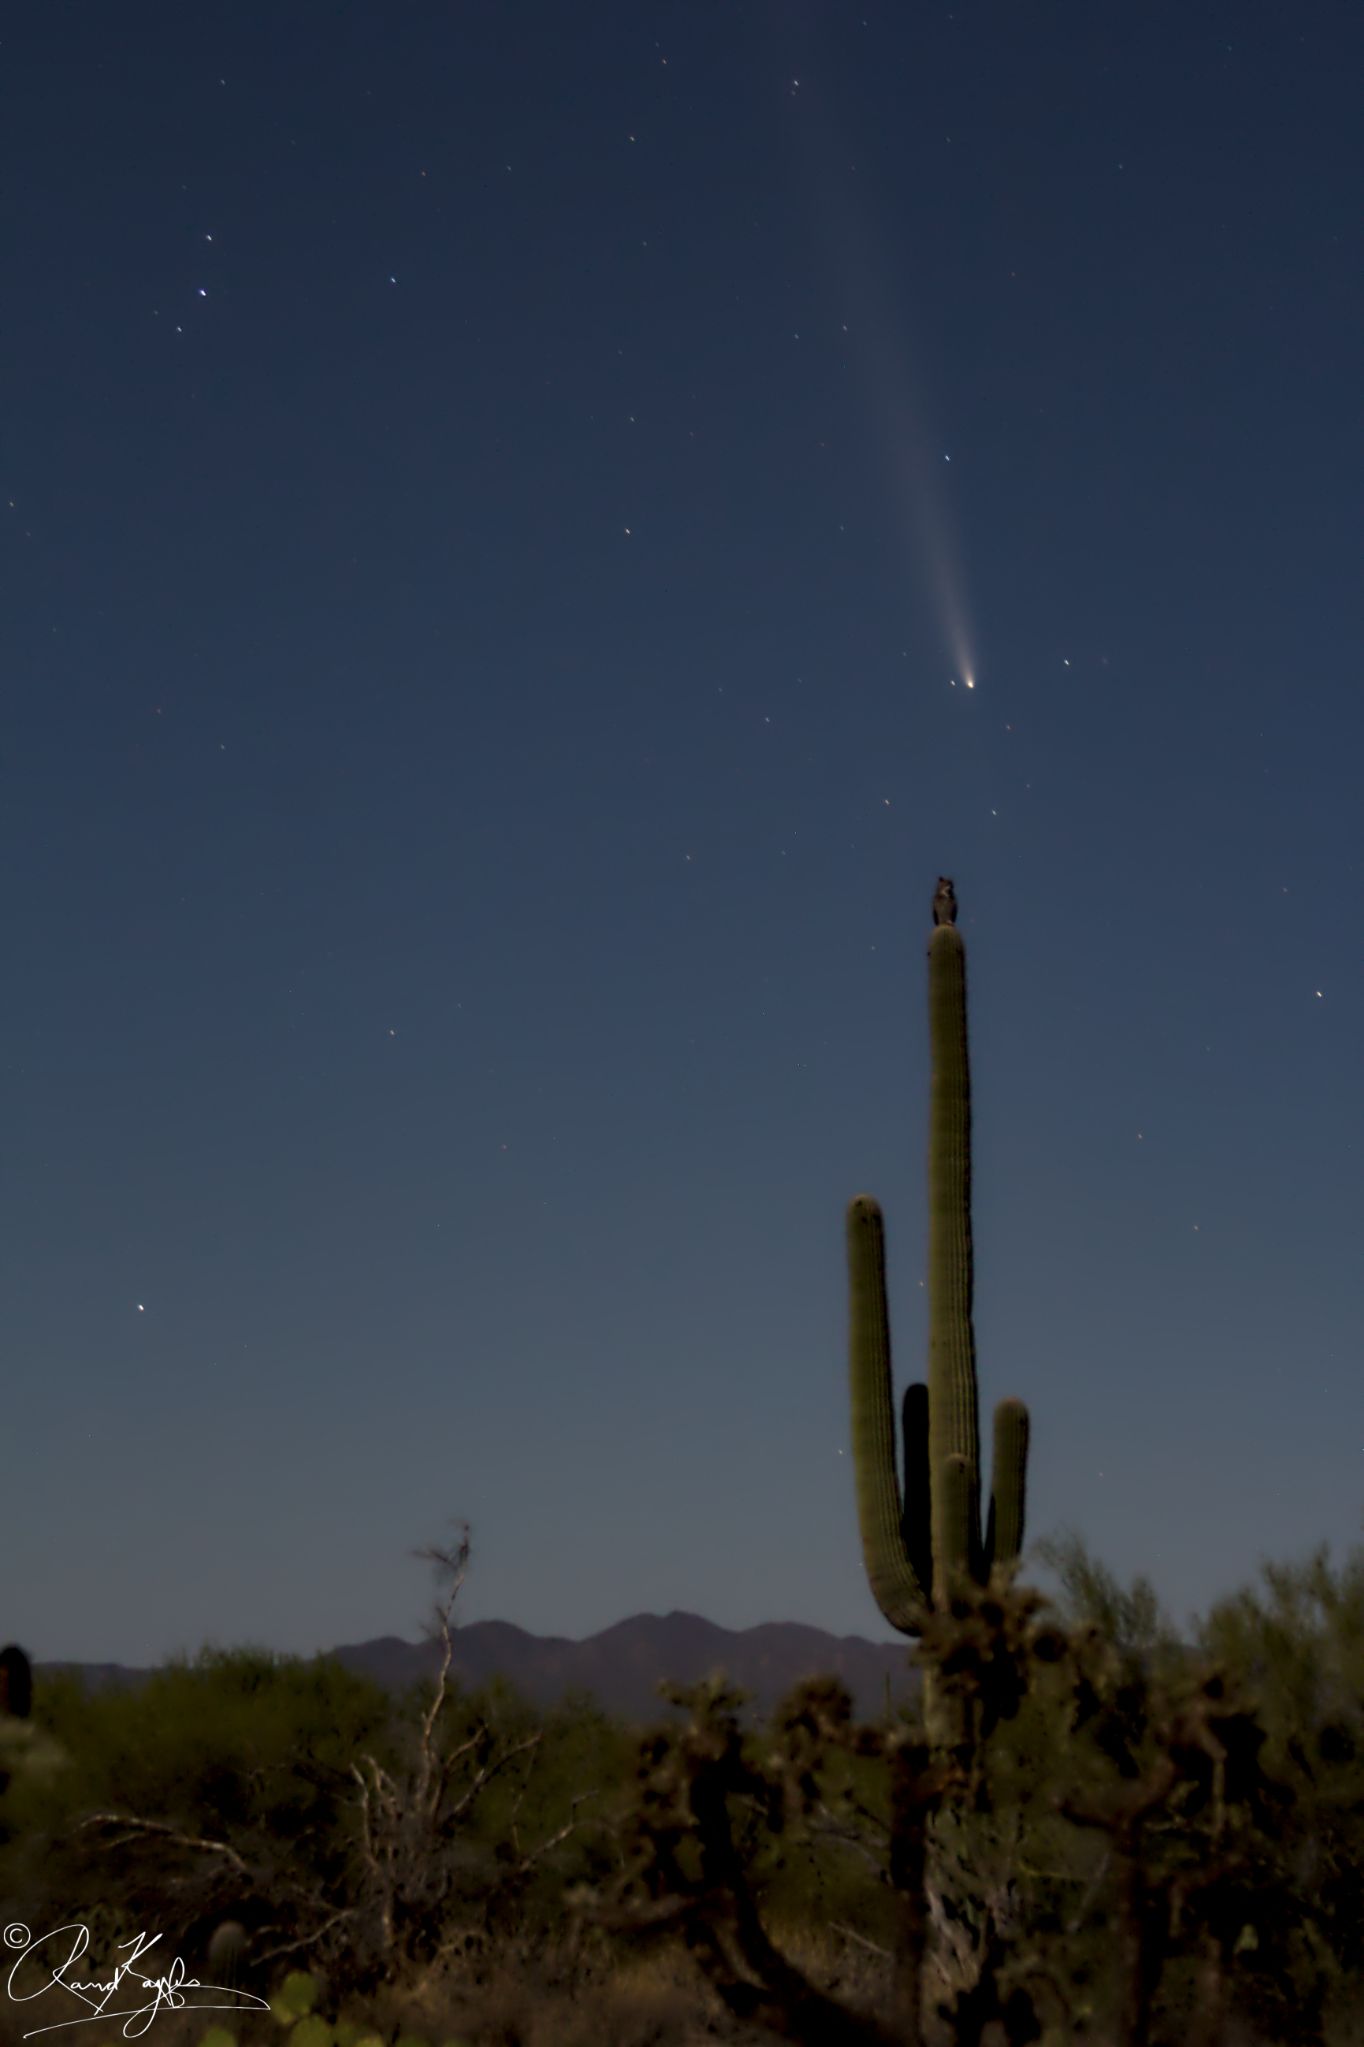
[0, 1650, 394, 1966]
[14, 1527, 1364, 2042]
[565, 1560, 1364, 2047]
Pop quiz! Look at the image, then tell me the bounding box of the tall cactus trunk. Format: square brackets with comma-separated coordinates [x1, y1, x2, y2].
[926, 919, 981, 1606]
[923, 915, 981, 1758]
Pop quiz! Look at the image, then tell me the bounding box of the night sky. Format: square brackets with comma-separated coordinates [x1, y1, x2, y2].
[7, 3, 1362, 1672]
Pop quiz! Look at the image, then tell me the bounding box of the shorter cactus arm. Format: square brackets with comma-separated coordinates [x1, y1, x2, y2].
[899, 1382, 934, 1610]
[983, 1397, 1030, 1575]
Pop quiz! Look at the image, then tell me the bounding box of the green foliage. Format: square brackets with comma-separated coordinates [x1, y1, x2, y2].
[1195, 1535, 1364, 1743]
[1030, 1524, 1184, 1669]
[19, 1522, 1364, 2041]
[290, 2019, 334, 2047]
[24, 1647, 394, 1837]
[0, 1713, 71, 1804]
[0, 1613, 646, 2021]
[0, 1647, 397, 1974]
[275, 1971, 322, 2019]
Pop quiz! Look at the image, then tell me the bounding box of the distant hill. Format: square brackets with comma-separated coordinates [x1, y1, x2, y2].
[35, 1611, 925, 1729]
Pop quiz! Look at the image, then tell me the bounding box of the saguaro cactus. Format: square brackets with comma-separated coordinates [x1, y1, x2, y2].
[847, 879, 1031, 1737]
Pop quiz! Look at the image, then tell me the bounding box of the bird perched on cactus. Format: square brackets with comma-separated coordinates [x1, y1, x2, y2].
[932, 875, 957, 926]
[847, 877, 1031, 1747]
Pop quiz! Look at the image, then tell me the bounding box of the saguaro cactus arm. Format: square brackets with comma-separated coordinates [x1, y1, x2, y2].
[984, 1397, 1030, 1577]
[847, 1195, 931, 1634]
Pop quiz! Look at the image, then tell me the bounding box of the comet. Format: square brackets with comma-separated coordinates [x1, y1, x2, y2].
[786, 85, 980, 693]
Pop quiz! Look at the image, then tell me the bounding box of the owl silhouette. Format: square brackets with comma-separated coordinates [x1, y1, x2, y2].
[932, 876, 958, 926]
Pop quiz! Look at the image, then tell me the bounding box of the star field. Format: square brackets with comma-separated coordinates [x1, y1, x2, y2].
[3, 1, 1361, 1667]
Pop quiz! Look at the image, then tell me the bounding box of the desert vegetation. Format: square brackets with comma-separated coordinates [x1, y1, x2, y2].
[6, 1526, 1364, 2045]
[5, 883, 1352, 2044]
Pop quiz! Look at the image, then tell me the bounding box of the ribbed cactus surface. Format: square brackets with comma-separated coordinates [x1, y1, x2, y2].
[847, 880, 1031, 1657]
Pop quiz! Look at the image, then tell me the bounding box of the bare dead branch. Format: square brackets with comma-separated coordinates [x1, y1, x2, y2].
[71, 1814, 253, 1879]
[443, 1729, 543, 1828]
[251, 1907, 359, 1968]
[829, 1919, 893, 1962]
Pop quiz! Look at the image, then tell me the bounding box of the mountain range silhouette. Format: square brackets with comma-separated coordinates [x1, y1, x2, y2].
[35, 1610, 926, 1728]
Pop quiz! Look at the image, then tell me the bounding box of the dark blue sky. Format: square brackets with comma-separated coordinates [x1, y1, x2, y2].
[6, 2, 1361, 1669]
